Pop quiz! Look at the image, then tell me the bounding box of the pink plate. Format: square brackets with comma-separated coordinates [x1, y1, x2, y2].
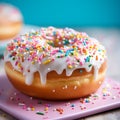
[0, 70, 120, 120]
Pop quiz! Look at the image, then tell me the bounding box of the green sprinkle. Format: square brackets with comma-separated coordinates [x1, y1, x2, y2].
[12, 57, 15, 60]
[57, 56, 60, 58]
[71, 52, 73, 55]
[63, 39, 70, 45]
[36, 112, 44, 115]
[42, 47, 45, 50]
[89, 64, 92, 67]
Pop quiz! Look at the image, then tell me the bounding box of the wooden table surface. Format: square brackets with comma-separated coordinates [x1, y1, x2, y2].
[0, 27, 120, 120]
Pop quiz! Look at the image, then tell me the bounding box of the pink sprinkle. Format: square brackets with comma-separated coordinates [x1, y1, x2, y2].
[22, 105, 27, 109]
[80, 62, 83, 66]
[15, 61, 18, 66]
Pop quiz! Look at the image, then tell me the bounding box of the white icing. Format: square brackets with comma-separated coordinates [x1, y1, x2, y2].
[4, 27, 106, 85]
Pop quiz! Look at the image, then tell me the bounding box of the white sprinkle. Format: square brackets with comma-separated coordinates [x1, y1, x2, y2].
[112, 96, 116, 99]
[74, 86, 77, 90]
[52, 89, 55, 92]
[48, 68, 51, 71]
[18, 103, 25, 106]
[27, 107, 31, 111]
[65, 85, 68, 89]
[53, 109, 56, 111]
[62, 87, 65, 89]
[30, 97, 33, 100]
[10, 97, 14, 100]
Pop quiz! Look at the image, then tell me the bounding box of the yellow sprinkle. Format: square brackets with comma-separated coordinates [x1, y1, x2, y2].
[73, 51, 78, 57]
[77, 34, 82, 39]
[18, 63, 21, 67]
[56, 39, 59, 42]
[32, 61, 35, 64]
[70, 34, 74, 38]
[102, 88, 107, 93]
[68, 65, 73, 69]
[44, 107, 49, 111]
[31, 107, 35, 111]
[90, 46, 93, 49]
[43, 59, 51, 64]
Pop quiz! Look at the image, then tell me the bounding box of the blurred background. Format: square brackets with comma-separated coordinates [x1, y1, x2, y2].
[0, 0, 120, 27]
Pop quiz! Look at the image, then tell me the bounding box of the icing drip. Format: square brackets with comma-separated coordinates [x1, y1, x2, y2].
[4, 27, 106, 85]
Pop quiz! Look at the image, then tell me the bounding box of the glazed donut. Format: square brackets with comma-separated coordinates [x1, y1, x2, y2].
[4, 27, 107, 100]
[0, 4, 23, 40]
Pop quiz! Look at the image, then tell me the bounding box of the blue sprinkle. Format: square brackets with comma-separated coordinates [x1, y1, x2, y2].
[58, 50, 63, 53]
[9, 54, 12, 58]
[82, 41, 86, 46]
[26, 48, 29, 51]
[71, 104, 75, 107]
[80, 70, 83, 73]
[85, 56, 90, 62]
[53, 31, 56, 36]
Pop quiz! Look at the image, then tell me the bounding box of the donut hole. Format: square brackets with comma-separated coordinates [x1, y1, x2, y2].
[47, 39, 70, 48]
[46, 36, 74, 48]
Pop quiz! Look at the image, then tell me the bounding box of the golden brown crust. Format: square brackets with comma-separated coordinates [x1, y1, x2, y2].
[5, 61, 107, 100]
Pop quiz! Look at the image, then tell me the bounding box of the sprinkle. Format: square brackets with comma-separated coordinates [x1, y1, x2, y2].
[56, 108, 64, 114]
[80, 105, 86, 110]
[85, 56, 90, 62]
[52, 89, 55, 92]
[80, 70, 83, 73]
[44, 107, 49, 111]
[74, 86, 77, 90]
[71, 104, 75, 107]
[26, 107, 31, 111]
[84, 98, 90, 103]
[18, 103, 25, 106]
[65, 102, 71, 106]
[96, 55, 98, 60]
[80, 99, 84, 103]
[31, 107, 35, 111]
[112, 96, 116, 99]
[80, 61, 83, 66]
[67, 64, 73, 69]
[36, 111, 44, 115]
[65, 85, 68, 89]
[31, 61, 35, 64]
[43, 59, 52, 64]
[30, 97, 33, 100]
[88, 64, 92, 67]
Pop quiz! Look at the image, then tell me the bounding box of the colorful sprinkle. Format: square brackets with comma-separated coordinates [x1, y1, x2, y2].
[36, 111, 44, 115]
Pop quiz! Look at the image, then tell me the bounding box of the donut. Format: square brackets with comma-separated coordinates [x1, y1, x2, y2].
[0, 4, 23, 40]
[4, 27, 107, 100]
